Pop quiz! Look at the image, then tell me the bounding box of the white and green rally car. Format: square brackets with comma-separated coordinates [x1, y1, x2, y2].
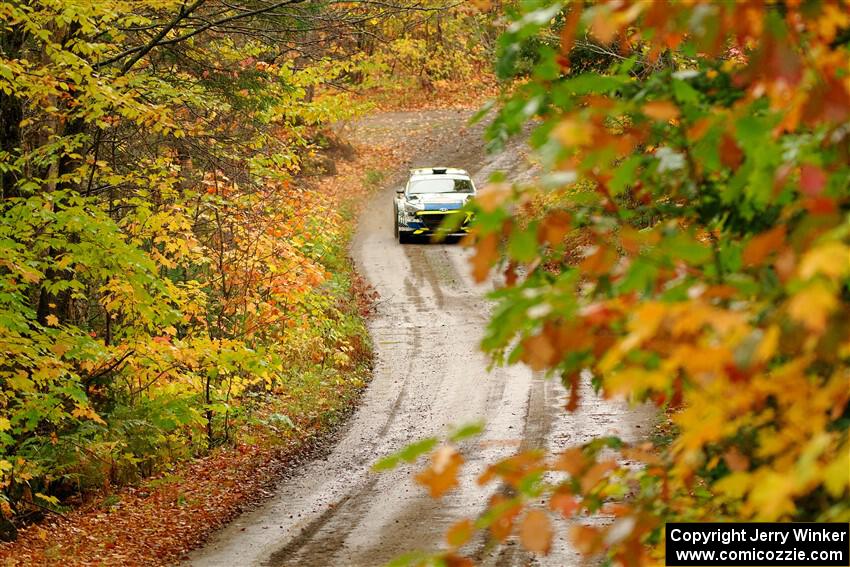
[394, 167, 476, 243]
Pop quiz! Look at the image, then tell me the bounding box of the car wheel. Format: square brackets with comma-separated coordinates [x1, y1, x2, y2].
[393, 204, 399, 239]
[399, 231, 411, 244]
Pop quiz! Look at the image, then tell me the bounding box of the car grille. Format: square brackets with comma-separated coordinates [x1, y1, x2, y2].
[415, 211, 468, 231]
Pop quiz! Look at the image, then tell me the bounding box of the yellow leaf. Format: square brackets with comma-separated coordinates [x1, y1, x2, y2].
[798, 241, 850, 280]
[45, 314, 59, 326]
[0, 418, 9, 431]
[746, 472, 797, 520]
[787, 282, 837, 333]
[823, 443, 849, 497]
[71, 404, 107, 425]
[606, 367, 669, 397]
[519, 509, 552, 555]
[553, 117, 594, 147]
[755, 325, 780, 363]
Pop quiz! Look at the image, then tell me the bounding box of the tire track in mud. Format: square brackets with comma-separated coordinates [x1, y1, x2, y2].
[189, 109, 651, 567]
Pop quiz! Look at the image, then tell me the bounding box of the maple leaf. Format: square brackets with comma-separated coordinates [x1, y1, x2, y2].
[415, 445, 464, 498]
[45, 314, 59, 326]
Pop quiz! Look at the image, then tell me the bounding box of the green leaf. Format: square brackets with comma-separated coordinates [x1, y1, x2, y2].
[663, 233, 713, 265]
[610, 156, 641, 195]
[372, 437, 438, 471]
[449, 422, 485, 442]
[672, 78, 700, 105]
[559, 73, 629, 96]
[508, 227, 539, 262]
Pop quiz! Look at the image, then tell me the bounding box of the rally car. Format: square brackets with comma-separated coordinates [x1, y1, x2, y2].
[393, 167, 476, 243]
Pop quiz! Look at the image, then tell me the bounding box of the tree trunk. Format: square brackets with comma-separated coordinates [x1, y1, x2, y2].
[0, 28, 25, 199]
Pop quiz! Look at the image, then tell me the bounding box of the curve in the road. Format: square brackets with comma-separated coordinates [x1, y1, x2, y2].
[189, 109, 652, 567]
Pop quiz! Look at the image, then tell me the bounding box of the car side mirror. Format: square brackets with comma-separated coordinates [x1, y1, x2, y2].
[395, 187, 404, 194]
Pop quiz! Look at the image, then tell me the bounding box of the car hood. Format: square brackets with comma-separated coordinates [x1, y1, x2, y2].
[407, 193, 472, 210]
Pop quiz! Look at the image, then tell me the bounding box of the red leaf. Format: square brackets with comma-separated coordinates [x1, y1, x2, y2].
[800, 164, 827, 197]
[719, 134, 743, 169]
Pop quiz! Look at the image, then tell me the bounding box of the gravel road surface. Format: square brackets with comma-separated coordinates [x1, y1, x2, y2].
[189, 109, 652, 567]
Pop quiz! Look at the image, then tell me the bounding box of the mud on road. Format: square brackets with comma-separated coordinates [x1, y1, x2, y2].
[189, 109, 653, 567]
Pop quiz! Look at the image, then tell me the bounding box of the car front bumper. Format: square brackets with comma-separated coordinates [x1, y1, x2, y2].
[400, 210, 473, 235]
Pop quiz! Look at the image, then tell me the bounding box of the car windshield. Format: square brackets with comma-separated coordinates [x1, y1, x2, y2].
[408, 178, 473, 194]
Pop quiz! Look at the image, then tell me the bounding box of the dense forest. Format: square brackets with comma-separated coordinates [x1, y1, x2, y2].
[0, 0, 492, 535]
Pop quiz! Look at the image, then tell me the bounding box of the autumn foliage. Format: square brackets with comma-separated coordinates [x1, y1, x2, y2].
[0, 0, 480, 537]
[393, 1, 850, 565]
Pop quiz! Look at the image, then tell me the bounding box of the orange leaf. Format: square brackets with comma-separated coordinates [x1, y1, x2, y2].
[471, 232, 499, 282]
[643, 101, 680, 121]
[565, 371, 580, 412]
[723, 447, 750, 472]
[469, 0, 491, 11]
[520, 333, 558, 371]
[571, 524, 604, 555]
[579, 245, 616, 275]
[590, 9, 619, 44]
[742, 225, 785, 266]
[560, 4, 584, 58]
[580, 459, 618, 493]
[415, 445, 464, 498]
[446, 519, 474, 548]
[443, 554, 475, 567]
[519, 509, 552, 555]
[550, 488, 579, 518]
[553, 447, 586, 476]
[538, 210, 571, 246]
[489, 495, 522, 542]
[475, 182, 511, 213]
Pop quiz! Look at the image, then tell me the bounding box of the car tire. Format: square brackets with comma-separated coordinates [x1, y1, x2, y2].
[393, 204, 399, 239]
[399, 231, 411, 244]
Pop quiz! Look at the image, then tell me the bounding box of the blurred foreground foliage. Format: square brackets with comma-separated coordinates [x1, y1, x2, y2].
[397, 1, 850, 565]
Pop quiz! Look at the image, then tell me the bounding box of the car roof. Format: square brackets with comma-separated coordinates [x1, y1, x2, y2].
[409, 167, 470, 179]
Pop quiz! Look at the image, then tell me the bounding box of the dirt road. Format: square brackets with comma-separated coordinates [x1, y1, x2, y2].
[189, 110, 652, 567]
